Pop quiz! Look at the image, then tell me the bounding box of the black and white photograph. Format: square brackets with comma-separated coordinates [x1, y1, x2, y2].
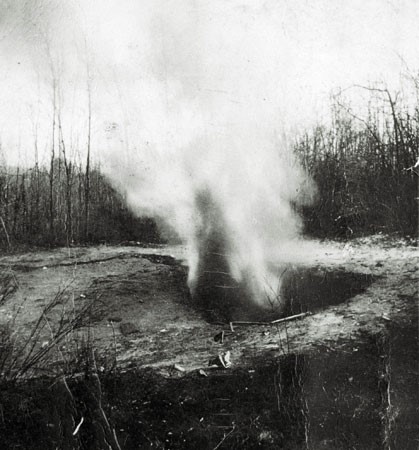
[0, 1, 418, 448]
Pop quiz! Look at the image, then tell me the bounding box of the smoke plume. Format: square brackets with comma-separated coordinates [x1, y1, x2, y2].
[100, 1, 314, 319]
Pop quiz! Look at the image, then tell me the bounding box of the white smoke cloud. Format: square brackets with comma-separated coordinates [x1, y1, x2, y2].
[94, 1, 316, 312]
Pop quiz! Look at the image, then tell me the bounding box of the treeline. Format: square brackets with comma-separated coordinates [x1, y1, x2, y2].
[0, 159, 160, 250]
[1, 84, 418, 250]
[294, 85, 418, 238]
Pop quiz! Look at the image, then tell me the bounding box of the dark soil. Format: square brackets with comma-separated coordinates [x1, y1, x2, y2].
[1, 316, 417, 449]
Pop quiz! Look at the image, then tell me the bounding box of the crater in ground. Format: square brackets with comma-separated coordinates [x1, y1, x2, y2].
[193, 267, 376, 322]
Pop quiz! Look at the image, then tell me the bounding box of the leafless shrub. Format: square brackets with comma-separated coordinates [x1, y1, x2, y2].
[0, 281, 98, 382]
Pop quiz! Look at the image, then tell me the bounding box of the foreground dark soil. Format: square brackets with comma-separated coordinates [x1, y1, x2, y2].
[0, 235, 417, 449]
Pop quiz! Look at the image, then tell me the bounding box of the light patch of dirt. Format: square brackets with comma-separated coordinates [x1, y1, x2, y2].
[0, 236, 417, 376]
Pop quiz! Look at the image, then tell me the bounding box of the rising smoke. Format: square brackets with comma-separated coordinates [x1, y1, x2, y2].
[99, 1, 315, 319]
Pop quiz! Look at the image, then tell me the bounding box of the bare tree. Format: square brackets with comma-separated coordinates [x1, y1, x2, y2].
[84, 62, 92, 241]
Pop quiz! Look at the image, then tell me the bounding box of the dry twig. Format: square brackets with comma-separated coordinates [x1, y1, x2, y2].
[213, 312, 311, 327]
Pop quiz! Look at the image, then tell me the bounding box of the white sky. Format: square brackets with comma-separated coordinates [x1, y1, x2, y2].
[0, 0, 418, 167]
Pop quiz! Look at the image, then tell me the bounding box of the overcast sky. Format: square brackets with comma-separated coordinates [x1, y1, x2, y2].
[0, 0, 418, 167]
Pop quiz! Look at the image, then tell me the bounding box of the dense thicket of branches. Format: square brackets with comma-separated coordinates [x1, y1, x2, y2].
[0, 160, 159, 250]
[0, 83, 418, 250]
[294, 86, 418, 238]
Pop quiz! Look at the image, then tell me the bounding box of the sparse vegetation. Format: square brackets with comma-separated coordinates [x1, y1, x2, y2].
[0, 273, 122, 449]
[0, 277, 97, 381]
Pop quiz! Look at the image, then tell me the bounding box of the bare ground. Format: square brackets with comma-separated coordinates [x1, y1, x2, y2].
[0, 235, 418, 449]
[0, 235, 417, 374]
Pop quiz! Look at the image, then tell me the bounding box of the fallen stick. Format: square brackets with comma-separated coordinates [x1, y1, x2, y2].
[213, 312, 311, 326]
[269, 312, 311, 324]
